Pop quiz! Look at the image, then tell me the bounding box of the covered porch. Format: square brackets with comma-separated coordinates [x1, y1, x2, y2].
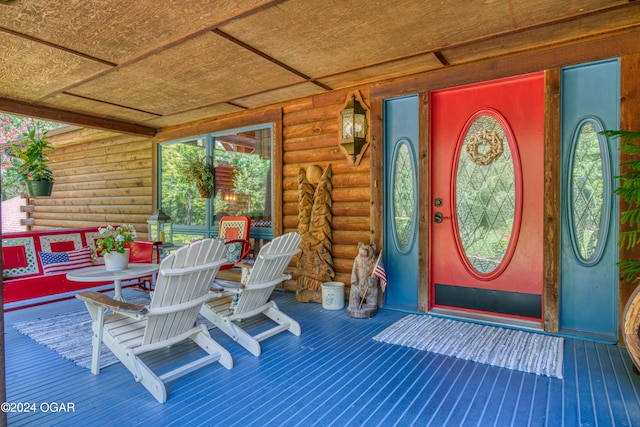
[3, 2, 640, 425]
[5, 287, 640, 426]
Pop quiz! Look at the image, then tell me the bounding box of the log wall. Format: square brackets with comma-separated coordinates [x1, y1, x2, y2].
[281, 89, 372, 292]
[24, 127, 154, 237]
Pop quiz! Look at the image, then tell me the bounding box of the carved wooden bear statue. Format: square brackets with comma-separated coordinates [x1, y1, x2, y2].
[347, 242, 379, 318]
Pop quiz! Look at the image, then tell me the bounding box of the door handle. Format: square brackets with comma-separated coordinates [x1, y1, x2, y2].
[434, 212, 443, 223]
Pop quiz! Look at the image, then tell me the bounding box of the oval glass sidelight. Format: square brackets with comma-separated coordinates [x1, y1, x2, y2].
[568, 118, 611, 265]
[392, 140, 417, 253]
[454, 112, 521, 278]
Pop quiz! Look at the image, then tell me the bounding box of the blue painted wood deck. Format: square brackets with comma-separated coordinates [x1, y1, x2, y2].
[4, 288, 640, 426]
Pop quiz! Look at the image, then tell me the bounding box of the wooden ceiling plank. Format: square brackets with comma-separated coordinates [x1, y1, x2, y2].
[39, 93, 161, 124]
[141, 104, 245, 129]
[0, 0, 280, 64]
[212, 28, 332, 89]
[155, 107, 282, 142]
[0, 27, 116, 67]
[318, 54, 443, 90]
[0, 97, 157, 137]
[68, 32, 305, 115]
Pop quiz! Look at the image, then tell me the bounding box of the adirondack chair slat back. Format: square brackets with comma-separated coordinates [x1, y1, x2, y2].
[144, 239, 226, 345]
[234, 232, 301, 314]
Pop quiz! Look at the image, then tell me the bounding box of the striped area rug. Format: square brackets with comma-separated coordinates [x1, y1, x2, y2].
[373, 314, 564, 379]
[14, 310, 121, 369]
[13, 296, 215, 370]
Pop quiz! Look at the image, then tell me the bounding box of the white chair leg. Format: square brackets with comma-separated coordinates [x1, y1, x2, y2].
[191, 327, 233, 369]
[134, 359, 168, 403]
[264, 302, 301, 336]
[224, 318, 261, 356]
[85, 304, 105, 375]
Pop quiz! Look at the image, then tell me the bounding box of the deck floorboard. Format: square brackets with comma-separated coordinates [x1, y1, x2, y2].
[4, 289, 640, 426]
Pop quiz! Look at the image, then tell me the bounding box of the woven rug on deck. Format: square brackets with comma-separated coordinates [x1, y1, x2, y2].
[373, 314, 564, 379]
[13, 297, 214, 370]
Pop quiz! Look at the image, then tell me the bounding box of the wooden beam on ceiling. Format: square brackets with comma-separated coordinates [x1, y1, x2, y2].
[212, 29, 332, 91]
[0, 97, 157, 137]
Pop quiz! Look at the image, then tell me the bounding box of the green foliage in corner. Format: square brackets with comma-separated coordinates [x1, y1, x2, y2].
[602, 130, 640, 283]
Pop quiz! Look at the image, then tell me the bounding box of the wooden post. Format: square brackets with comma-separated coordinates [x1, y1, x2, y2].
[543, 68, 561, 333]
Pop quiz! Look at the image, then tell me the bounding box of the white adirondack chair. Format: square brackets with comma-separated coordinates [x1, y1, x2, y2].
[76, 238, 233, 403]
[200, 232, 302, 356]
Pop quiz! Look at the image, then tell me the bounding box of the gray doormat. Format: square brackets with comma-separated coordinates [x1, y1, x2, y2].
[373, 314, 563, 379]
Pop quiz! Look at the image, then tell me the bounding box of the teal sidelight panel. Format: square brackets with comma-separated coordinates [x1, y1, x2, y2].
[383, 95, 419, 311]
[560, 59, 620, 343]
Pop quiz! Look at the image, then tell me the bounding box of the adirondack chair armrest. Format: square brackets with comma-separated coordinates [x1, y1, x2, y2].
[257, 249, 301, 261]
[76, 291, 147, 314]
[234, 261, 254, 270]
[161, 259, 227, 277]
[146, 293, 215, 316]
[211, 279, 244, 293]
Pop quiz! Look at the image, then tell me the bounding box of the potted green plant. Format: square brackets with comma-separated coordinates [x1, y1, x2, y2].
[601, 129, 640, 282]
[95, 224, 137, 271]
[602, 129, 640, 372]
[182, 150, 215, 198]
[11, 126, 55, 196]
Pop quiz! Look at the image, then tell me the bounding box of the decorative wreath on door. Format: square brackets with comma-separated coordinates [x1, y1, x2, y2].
[466, 130, 503, 166]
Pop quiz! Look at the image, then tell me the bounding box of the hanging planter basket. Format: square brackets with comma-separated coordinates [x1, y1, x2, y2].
[196, 181, 213, 199]
[26, 180, 53, 197]
[182, 151, 214, 199]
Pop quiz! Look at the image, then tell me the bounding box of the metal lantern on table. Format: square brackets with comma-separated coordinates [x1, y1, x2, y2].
[147, 209, 173, 244]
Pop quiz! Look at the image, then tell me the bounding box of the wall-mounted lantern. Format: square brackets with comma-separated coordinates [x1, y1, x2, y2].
[339, 92, 369, 165]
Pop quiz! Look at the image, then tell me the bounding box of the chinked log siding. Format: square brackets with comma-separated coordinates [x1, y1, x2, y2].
[281, 88, 372, 291]
[26, 128, 153, 236]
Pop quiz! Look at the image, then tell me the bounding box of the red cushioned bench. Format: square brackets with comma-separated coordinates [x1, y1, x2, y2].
[2, 227, 156, 308]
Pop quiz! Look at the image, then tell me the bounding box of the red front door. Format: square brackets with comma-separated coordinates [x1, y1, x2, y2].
[429, 73, 545, 322]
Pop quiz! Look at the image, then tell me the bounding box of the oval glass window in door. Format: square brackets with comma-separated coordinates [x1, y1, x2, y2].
[392, 140, 416, 253]
[568, 118, 611, 265]
[454, 112, 522, 278]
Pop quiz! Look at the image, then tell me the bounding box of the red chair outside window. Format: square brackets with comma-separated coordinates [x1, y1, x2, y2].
[126, 240, 158, 290]
[218, 216, 251, 270]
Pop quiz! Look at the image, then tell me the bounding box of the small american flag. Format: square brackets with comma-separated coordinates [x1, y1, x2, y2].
[39, 247, 93, 275]
[373, 251, 387, 292]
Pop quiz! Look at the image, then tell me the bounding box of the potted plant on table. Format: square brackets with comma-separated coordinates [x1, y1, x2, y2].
[182, 150, 215, 198]
[96, 225, 137, 271]
[11, 126, 55, 197]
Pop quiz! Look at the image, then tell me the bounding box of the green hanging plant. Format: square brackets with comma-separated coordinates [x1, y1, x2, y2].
[602, 129, 640, 283]
[182, 150, 214, 198]
[11, 126, 55, 182]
